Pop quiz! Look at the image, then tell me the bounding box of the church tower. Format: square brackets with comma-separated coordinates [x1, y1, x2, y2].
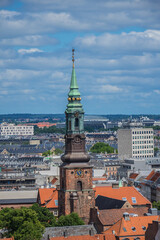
[58, 49, 95, 224]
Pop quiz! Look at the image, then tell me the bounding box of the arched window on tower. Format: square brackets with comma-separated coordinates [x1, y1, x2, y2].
[77, 181, 82, 191]
[75, 118, 79, 130]
[68, 120, 71, 130]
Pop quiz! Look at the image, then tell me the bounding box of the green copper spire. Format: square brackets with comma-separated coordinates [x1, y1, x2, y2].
[65, 49, 84, 134]
[68, 49, 81, 98]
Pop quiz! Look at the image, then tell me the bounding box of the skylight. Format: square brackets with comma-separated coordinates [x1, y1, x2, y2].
[55, 200, 58, 206]
[122, 197, 127, 201]
[132, 197, 137, 203]
[123, 227, 127, 232]
[142, 226, 146, 231]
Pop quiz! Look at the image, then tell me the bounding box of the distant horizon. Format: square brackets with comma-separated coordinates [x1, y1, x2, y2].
[0, 113, 160, 116]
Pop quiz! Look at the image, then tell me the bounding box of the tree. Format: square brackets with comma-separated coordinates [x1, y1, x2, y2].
[90, 142, 115, 154]
[0, 207, 44, 240]
[54, 148, 63, 155]
[34, 125, 65, 135]
[153, 201, 160, 210]
[56, 212, 84, 227]
[30, 203, 56, 227]
[42, 150, 53, 157]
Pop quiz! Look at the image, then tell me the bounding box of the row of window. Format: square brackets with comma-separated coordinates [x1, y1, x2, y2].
[1, 129, 33, 132]
[134, 155, 153, 158]
[133, 135, 153, 139]
[106, 167, 117, 171]
[133, 150, 153, 154]
[133, 140, 153, 144]
[122, 197, 136, 203]
[132, 130, 153, 134]
[1, 132, 33, 135]
[1, 126, 33, 130]
[133, 145, 153, 149]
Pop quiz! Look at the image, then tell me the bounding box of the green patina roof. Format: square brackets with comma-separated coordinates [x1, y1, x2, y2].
[68, 67, 81, 97]
[66, 63, 84, 112]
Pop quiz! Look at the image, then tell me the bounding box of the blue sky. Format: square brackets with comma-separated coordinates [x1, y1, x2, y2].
[0, 0, 160, 115]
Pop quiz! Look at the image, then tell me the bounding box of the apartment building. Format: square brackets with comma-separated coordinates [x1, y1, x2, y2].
[0, 123, 34, 136]
[118, 128, 154, 160]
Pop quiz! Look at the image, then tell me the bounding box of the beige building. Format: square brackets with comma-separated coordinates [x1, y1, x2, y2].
[118, 128, 154, 160]
[0, 123, 34, 136]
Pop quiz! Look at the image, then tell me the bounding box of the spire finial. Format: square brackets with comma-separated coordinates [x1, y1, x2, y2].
[72, 48, 75, 68]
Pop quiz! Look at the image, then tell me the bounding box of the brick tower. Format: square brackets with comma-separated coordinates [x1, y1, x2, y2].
[58, 49, 95, 224]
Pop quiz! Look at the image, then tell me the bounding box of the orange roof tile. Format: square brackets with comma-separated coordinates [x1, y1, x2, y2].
[145, 170, 155, 180]
[38, 188, 58, 209]
[94, 186, 151, 206]
[51, 177, 58, 185]
[129, 173, 139, 179]
[105, 215, 160, 237]
[98, 207, 148, 226]
[92, 177, 106, 181]
[0, 238, 14, 240]
[150, 172, 160, 182]
[49, 234, 115, 240]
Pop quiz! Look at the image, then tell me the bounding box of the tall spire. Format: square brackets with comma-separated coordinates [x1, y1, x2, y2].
[68, 49, 81, 98]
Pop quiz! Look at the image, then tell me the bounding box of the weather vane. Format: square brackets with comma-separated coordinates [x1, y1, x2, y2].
[72, 48, 75, 68]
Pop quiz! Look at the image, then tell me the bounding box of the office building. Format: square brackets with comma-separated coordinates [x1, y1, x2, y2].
[118, 128, 154, 160]
[0, 123, 34, 136]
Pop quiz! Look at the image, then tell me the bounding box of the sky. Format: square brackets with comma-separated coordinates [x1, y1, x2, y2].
[0, 0, 160, 115]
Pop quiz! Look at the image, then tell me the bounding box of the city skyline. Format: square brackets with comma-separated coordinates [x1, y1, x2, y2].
[0, 0, 160, 114]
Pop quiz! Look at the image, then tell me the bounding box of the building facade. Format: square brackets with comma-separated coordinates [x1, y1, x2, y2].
[0, 123, 34, 136]
[58, 50, 95, 224]
[118, 128, 154, 160]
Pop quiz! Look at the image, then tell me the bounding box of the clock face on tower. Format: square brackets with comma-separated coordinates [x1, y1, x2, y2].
[75, 169, 84, 178]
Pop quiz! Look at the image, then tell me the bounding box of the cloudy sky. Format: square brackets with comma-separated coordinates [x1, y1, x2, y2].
[0, 0, 160, 115]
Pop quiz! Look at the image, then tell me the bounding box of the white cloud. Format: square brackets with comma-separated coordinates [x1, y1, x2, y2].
[21, 89, 35, 94]
[154, 90, 160, 94]
[0, 35, 57, 47]
[97, 84, 123, 93]
[18, 48, 43, 54]
[75, 30, 160, 53]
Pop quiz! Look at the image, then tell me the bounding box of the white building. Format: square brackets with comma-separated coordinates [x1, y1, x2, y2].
[0, 123, 34, 136]
[118, 128, 154, 160]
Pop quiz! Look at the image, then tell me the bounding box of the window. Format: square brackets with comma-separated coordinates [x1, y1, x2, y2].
[122, 197, 127, 201]
[54, 200, 58, 206]
[75, 118, 79, 129]
[132, 197, 137, 203]
[77, 181, 82, 191]
[68, 120, 71, 130]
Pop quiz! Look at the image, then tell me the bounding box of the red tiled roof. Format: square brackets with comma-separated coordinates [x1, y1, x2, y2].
[49, 234, 116, 240]
[92, 177, 106, 181]
[94, 186, 151, 206]
[0, 238, 14, 240]
[105, 215, 160, 237]
[129, 173, 139, 179]
[150, 172, 160, 182]
[38, 188, 58, 209]
[51, 177, 58, 185]
[98, 207, 148, 226]
[145, 170, 155, 180]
